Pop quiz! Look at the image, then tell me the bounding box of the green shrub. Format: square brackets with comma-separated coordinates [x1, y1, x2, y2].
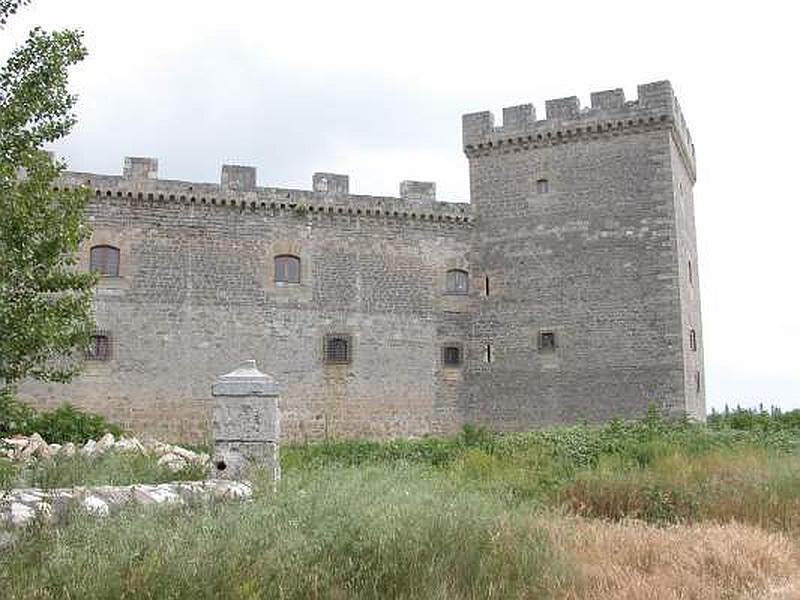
[28, 403, 123, 444]
[0, 389, 37, 438]
[0, 394, 122, 444]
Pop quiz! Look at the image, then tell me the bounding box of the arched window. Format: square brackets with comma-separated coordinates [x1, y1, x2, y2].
[274, 255, 300, 284]
[445, 269, 469, 294]
[536, 179, 549, 194]
[89, 245, 120, 277]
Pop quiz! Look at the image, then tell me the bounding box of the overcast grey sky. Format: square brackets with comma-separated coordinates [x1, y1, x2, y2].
[2, 0, 798, 411]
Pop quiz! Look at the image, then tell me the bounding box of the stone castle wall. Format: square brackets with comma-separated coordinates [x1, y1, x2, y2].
[462, 81, 703, 426]
[19, 80, 705, 440]
[20, 167, 473, 441]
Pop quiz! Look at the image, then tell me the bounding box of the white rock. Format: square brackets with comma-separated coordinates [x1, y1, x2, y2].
[96, 433, 116, 453]
[148, 486, 182, 505]
[34, 442, 53, 459]
[9, 502, 35, 527]
[114, 437, 144, 453]
[142, 438, 170, 454]
[82, 495, 109, 516]
[3, 437, 29, 449]
[170, 445, 199, 462]
[81, 439, 97, 457]
[212, 481, 253, 501]
[60, 442, 76, 457]
[157, 452, 187, 472]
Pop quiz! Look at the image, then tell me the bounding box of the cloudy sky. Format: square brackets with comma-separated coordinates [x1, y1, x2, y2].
[2, 0, 798, 411]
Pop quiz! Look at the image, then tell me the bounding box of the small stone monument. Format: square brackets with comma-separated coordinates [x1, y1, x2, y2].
[211, 360, 280, 481]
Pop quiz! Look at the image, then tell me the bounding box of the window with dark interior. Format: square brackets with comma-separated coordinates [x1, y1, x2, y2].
[274, 255, 300, 284]
[443, 345, 462, 367]
[689, 329, 697, 352]
[445, 269, 469, 294]
[538, 330, 556, 352]
[89, 245, 120, 277]
[536, 179, 549, 194]
[695, 371, 701, 393]
[86, 332, 111, 361]
[324, 334, 351, 364]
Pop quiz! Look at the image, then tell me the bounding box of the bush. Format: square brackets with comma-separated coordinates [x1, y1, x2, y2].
[29, 403, 123, 444]
[0, 393, 122, 444]
[0, 389, 37, 437]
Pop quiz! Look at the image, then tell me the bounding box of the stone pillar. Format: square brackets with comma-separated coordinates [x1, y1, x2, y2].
[211, 360, 280, 481]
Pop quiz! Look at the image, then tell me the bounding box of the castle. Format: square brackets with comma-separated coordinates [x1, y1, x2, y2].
[20, 80, 704, 441]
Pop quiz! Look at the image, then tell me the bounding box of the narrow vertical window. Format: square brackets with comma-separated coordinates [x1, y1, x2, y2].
[486, 344, 492, 363]
[89, 245, 120, 277]
[274, 255, 301, 284]
[689, 329, 697, 352]
[484, 276, 490, 296]
[442, 345, 462, 368]
[445, 269, 469, 294]
[695, 371, 701, 393]
[688, 259, 693, 285]
[538, 330, 556, 352]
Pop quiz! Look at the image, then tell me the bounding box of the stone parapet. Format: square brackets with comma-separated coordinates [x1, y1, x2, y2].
[57, 165, 470, 225]
[462, 80, 696, 181]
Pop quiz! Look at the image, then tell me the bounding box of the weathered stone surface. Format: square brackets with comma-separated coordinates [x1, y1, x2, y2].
[17, 80, 703, 438]
[1, 434, 210, 471]
[1, 480, 253, 529]
[212, 361, 280, 480]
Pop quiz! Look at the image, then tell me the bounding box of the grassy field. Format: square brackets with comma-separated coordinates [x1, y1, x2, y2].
[2, 410, 800, 598]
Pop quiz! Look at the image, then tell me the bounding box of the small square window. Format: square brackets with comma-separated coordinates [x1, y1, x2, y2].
[275, 255, 301, 284]
[538, 330, 556, 352]
[445, 269, 469, 294]
[536, 179, 549, 194]
[443, 345, 462, 367]
[86, 332, 111, 361]
[324, 334, 351, 364]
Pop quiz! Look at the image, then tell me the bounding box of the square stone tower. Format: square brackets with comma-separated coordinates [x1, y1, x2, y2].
[462, 81, 704, 426]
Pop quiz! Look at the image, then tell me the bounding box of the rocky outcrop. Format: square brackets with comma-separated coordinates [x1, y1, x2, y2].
[1, 479, 252, 531]
[1, 434, 210, 472]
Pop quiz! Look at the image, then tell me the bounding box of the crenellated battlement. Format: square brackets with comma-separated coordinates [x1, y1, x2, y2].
[57, 159, 471, 225]
[463, 80, 696, 181]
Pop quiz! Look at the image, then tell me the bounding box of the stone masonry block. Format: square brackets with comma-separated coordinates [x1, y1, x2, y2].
[590, 89, 626, 110]
[313, 172, 349, 196]
[545, 97, 580, 120]
[123, 157, 158, 180]
[221, 165, 256, 191]
[400, 180, 436, 202]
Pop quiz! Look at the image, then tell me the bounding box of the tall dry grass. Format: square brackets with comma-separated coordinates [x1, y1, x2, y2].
[546, 516, 800, 600]
[563, 448, 800, 534]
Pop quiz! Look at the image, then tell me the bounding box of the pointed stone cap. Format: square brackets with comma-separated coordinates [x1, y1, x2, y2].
[212, 360, 279, 397]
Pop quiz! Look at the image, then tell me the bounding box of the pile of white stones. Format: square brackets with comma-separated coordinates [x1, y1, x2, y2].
[1, 479, 252, 530]
[1, 433, 210, 472]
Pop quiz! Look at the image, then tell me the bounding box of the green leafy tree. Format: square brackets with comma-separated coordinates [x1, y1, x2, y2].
[0, 1, 95, 395]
